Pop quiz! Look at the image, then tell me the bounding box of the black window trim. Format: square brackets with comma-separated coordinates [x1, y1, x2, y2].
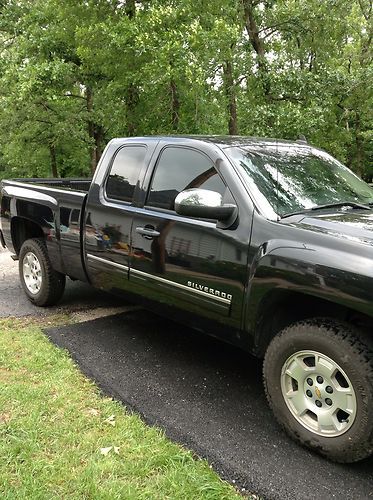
[103, 144, 148, 205]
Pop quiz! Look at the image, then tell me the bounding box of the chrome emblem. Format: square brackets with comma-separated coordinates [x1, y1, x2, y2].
[187, 281, 232, 301]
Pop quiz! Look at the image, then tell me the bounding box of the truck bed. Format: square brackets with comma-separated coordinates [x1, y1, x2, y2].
[0, 178, 91, 282]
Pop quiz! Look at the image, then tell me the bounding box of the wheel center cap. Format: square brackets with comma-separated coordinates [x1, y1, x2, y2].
[315, 386, 322, 399]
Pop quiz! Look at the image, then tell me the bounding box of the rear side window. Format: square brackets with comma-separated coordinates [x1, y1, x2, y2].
[147, 147, 226, 210]
[106, 146, 147, 203]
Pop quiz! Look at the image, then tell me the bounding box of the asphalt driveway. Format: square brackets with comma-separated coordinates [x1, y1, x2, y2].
[45, 311, 373, 500]
[2, 246, 372, 499]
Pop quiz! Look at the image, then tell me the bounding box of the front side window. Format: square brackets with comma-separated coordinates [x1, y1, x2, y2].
[147, 147, 226, 210]
[106, 146, 147, 203]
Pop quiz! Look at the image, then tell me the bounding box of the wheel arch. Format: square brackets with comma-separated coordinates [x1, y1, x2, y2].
[253, 289, 373, 357]
[11, 217, 45, 255]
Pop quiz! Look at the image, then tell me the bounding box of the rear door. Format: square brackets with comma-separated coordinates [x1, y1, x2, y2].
[84, 139, 158, 294]
[129, 140, 253, 331]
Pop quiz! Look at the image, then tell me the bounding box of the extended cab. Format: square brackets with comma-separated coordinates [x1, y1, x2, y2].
[1, 136, 373, 463]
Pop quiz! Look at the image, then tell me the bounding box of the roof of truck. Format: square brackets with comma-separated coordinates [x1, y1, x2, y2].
[111, 135, 311, 150]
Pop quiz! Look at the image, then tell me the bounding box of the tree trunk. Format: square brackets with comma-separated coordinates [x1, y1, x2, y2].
[125, 0, 136, 19]
[241, 0, 270, 95]
[94, 124, 105, 168]
[125, 83, 139, 137]
[170, 78, 180, 131]
[124, 0, 139, 137]
[242, 0, 265, 64]
[86, 86, 98, 174]
[354, 113, 364, 178]
[308, 51, 316, 72]
[296, 37, 304, 70]
[223, 60, 238, 135]
[49, 144, 58, 178]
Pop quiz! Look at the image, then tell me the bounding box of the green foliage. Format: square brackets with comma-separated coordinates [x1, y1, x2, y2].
[0, 0, 371, 179]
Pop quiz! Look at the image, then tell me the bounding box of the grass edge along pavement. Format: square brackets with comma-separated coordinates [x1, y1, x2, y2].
[0, 316, 249, 499]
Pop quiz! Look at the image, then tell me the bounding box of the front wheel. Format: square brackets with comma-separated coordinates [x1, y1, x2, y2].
[19, 238, 66, 306]
[263, 319, 373, 463]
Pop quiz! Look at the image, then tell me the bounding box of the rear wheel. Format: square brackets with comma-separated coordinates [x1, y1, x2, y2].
[263, 319, 373, 463]
[19, 238, 66, 306]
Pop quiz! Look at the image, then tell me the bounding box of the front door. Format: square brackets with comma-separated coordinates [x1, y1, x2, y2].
[129, 143, 251, 331]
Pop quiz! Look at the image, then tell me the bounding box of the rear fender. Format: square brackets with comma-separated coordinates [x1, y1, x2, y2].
[1, 184, 62, 270]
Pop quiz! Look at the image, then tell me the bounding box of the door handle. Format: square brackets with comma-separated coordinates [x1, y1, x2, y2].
[135, 226, 160, 238]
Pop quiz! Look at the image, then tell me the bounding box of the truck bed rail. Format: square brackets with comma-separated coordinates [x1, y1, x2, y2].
[11, 178, 92, 192]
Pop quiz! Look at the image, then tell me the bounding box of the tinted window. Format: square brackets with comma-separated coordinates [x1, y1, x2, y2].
[229, 146, 373, 217]
[147, 147, 226, 210]
[106, 146, 147, 202]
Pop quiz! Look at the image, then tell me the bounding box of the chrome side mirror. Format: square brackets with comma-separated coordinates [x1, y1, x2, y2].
[175, 188, 237, 223]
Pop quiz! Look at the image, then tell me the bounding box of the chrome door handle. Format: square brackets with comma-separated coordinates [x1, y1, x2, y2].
[135, 226, 160, 238]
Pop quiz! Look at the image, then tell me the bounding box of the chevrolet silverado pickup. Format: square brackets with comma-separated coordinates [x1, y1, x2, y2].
[1, 135, 373, 463]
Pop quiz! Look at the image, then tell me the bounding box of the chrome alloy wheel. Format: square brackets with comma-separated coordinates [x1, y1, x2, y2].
[281, 350, 357, 437]
[22, 251, 42, 295]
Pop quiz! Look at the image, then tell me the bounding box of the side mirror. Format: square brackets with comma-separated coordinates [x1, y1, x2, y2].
[175, 188, 237, 223]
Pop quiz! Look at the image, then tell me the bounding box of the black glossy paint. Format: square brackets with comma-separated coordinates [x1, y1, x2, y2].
[0, 180, 88, 280]
[1, 136, 373, 356]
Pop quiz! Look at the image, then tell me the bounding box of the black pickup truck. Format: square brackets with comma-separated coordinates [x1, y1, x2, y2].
[1, 136, 373, 463]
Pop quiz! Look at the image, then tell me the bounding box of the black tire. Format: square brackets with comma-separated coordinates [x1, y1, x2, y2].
[19, 238, 66, 307]
[263, 318, 373, 463]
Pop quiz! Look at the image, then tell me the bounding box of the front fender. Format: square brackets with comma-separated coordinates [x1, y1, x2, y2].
[246, 241, 373, 347]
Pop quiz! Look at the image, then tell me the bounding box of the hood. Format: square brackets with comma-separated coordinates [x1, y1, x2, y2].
[284, 210, 373, 247]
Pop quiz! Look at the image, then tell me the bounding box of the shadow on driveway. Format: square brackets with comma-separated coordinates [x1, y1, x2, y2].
[45, 311, 373, 500]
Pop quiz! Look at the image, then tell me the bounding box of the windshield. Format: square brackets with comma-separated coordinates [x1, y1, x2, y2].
[228, 145, 373, 218]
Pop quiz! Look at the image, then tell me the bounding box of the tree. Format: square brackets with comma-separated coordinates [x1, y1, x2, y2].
[0, 0, 371, 179]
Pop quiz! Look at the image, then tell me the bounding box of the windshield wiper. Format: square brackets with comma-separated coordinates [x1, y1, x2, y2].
[310, 201, 371, 211]
[281, 201, 371, 219]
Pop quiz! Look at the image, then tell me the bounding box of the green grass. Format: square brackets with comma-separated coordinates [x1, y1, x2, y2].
[0, 316, 246, 499]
